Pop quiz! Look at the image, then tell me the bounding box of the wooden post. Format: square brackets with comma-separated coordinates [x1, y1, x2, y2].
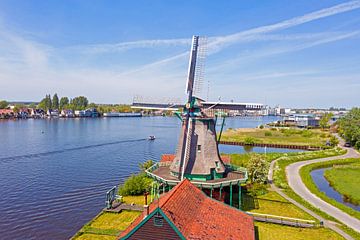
[238, 181, 241, 210]
[219, 184, 222, 201]
[144, 192, 149, 205]
[230, 182, 233, 206]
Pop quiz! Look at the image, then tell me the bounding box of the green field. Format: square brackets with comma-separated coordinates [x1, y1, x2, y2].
[74, 233, 116, 240]
[72, 210, 141, 240]
[247, 190, 315, 220]
[221, 128, 331, 148]
[255, 222, 343, 240]
[324, 163, 360, 205]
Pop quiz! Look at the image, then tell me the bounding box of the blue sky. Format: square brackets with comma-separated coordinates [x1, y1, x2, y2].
[0, 0, 359, 108]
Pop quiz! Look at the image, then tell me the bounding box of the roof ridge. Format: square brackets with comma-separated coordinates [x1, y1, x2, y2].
[160, 178, 190, 208]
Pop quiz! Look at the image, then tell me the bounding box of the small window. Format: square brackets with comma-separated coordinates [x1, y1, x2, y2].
[197, 145, 201, 152]
[154, 215, 164, 227]
[215, 161, 219, 168]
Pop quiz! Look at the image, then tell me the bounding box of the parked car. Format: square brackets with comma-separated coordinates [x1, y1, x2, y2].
[344, 142, 351, 147]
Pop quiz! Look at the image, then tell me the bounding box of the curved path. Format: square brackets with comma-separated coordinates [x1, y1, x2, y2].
[286, 135, 360, 235]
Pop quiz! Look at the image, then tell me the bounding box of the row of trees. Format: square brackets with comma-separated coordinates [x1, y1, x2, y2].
[38, 94, 89, 111]
[36, 94, 139, 113]
[338, 108, 360, 149]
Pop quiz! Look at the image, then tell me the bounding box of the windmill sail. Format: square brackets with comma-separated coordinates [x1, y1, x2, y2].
[185, 36, 207, 101]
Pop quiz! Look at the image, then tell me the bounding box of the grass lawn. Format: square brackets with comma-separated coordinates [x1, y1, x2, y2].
[90, 211, 141, 231]
[248, 190, 315, 220]
[255, 222, 344, 240]
[73, 210, 141, 239]
[225, 152, 287, 167]
[74, 233, 117, 240]
[122, 195, 145, 205]
[221, 128, 331, 148]
[324, 163, 360, 205]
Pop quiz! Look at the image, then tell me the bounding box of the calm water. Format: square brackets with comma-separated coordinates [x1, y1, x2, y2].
[0, 116, 283, 240]
[311, 168, 360, 211]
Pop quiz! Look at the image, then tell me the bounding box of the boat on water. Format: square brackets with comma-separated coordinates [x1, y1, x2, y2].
[148, 135, 156, 140]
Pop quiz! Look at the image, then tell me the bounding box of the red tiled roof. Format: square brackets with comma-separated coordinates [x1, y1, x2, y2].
[160, 154, 175, 163]
[119, 179, 254, 240]
[0, 109, 14, 114]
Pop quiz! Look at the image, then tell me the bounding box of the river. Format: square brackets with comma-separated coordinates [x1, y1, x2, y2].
[0, 116, 289, 239]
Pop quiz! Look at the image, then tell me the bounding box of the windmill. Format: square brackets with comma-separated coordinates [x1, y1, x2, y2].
[134, 35, 263, 208]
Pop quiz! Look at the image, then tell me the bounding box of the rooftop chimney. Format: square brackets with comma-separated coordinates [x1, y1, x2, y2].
[143, 205, 149, 219]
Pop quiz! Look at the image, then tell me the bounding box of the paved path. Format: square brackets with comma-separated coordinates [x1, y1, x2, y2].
[286, 136, 360, 235]
[267, 136, 360, 240]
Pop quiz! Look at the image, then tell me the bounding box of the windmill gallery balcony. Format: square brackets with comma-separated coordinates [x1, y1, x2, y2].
[145, 158, 248, 209]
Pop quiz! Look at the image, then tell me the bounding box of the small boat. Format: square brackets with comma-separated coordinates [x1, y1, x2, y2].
[148, 135, 156, 140]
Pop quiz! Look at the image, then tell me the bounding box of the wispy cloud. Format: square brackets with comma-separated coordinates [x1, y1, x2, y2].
[123, 0, 360, 74]
[207, 31, 360, 73]
[208, 0, 360, 51]
[68, 38, 191, 54]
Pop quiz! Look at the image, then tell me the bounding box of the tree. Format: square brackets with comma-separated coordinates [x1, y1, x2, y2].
[88, 102, 97, 109]
[0, 100, 8, 109]
[52, 93, 59, 110]
[139, 160, 154, 172]
[29, 103, 37, 109]
[71, 96, 88, 110]
[338, 108, 360, 149]
[38, 94, 52, 111]
[246, 154, 269, 184]
[59, 97, 69, 110]
[319, 113, 334, 129]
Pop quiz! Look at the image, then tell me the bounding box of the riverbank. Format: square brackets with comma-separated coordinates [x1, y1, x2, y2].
[221, 128, 335, 149]
[324, 163, 360, 205]
[300, 158, 360, 220]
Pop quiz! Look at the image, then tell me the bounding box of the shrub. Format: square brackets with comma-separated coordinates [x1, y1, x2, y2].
[329, 136, 339, 147]
[118, 173, 153, 196]
[259, 125, 264, 129]
[244, 137, 257, 145]
[247, 182, 268, 196]
[264, 131, 272, 137]
[301, 130, 313, 137]
[139, 160, 154, 172]
[246, 154, 269, 184]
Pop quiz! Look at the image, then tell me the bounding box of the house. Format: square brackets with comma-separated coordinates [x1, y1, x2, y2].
[284, 114, 319, 128]
[61, 109, 75, 118]
[18, 108, 31, 118]
[0, 109, 15, 119]
[31, 109, 46, 118]
[118, 179, 255, 240]
[75, 108, 99, 117]
[47, 109, 59, 118]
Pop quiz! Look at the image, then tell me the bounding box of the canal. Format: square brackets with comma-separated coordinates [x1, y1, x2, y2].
[311, 168, 360, 211]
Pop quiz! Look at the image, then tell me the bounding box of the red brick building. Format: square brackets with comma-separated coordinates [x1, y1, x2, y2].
[118, 179, 254, 240]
